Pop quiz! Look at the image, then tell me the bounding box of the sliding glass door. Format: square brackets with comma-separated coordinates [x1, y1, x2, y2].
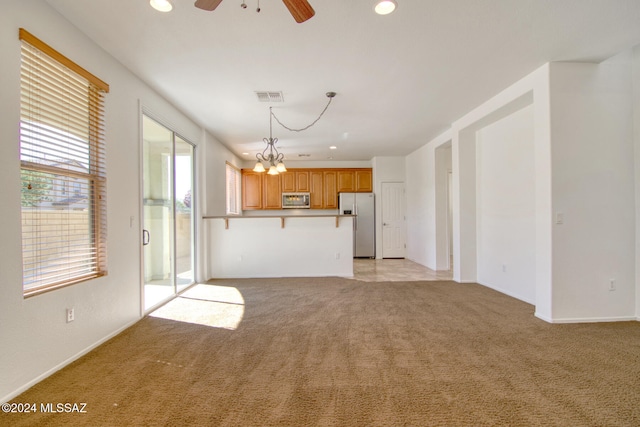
[174, 136, 194, 293]
[142, 114, 195, 311]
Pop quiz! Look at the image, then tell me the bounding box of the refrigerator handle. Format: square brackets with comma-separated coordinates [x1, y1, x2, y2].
[354, 203, 357, 230]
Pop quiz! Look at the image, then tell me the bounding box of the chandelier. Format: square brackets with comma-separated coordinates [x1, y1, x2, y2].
[253, 107, 286, 175]
[253, 92, 336, 175]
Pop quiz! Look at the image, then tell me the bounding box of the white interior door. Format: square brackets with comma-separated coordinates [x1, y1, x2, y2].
[382, 182, 406, 258]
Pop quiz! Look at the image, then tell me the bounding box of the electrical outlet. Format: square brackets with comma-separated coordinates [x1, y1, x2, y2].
[609, 279, 616, 292]
[502, 264, 507, 273]
[66, 308, 75, 323]
[335, 252, 341, 260]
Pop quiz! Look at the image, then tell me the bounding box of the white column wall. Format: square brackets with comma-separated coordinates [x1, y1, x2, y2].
[407, 50, 640, 322]
[434, 145, 452, 271]
[549, 58, 636, 322]
[406, 131, 452, 269]
[633, 45, 640, 321]
[452, 128, 478, 282]
[406, 65, 554, 318]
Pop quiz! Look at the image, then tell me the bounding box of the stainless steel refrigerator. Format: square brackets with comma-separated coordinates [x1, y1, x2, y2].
[339, 192, 375, 258]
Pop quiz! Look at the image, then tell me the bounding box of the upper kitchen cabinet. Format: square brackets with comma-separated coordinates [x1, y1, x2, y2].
[281, 171, 296, 193]
[337, 169, 372, 193]
[242, 171, 263, 210]
[282, 170, 310, 192]
[323, 171, 338, 209]
[309, 171, 324, 209]
[337, 170, 355, 192]
[296, 171, 310, 192]
[241, 167, 372, 210]
[241, 169, 282, 209]
[355, 169, 373, 192]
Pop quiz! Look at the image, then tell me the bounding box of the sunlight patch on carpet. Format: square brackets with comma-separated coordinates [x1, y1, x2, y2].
[149, 284, 245, 330]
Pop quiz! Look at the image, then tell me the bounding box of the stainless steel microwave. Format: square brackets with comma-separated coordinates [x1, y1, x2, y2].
[282, 192, 310, 209]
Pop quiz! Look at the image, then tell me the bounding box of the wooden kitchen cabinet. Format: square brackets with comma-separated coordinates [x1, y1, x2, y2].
[281, 170, 310, 192]
[309, 171, 324, 209]
[356, 169, 373, 192]
[263, 173, 282, 209]
[323, 171, 338, 209]
[281, 171, 296, 192]
[242, 169, 282, 209]
[242, 167, 371, 210]
[296, 171, 310, 192]
[242, 171, 263, 210]
[337, 169, 372, 193]
[337, 170, 355, 192]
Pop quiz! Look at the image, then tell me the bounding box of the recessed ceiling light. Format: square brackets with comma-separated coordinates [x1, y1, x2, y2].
[150, 0, 173, 12]
[242, 152, 249, 156]
[329, 146, 337, 150]
[374, 0, 397, 15]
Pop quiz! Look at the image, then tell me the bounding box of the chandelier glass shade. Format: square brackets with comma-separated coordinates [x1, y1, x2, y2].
[254, 107, 287, 174]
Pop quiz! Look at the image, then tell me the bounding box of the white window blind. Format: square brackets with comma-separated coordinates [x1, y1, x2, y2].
[226, 162, 241, 215]
[19, 28, 109, 296]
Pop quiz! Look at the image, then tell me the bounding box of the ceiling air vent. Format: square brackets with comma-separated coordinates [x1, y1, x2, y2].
[255, 91, 284, 102]
[298, 154, 311, 158]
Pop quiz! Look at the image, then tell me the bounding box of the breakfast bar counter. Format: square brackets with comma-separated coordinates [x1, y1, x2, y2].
[203, 215, 354, 279]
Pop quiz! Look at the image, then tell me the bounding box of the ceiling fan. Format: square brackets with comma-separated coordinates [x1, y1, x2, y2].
[194, 0, 315, 23]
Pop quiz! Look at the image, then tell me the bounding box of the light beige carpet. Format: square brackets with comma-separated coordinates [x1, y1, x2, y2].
[2, 277, 640, 426]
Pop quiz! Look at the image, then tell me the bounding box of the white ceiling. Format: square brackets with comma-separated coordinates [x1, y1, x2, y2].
[46, 0, 640, 162]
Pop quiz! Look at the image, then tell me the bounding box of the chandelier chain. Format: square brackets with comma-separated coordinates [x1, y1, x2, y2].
[270, 95, 334, 133]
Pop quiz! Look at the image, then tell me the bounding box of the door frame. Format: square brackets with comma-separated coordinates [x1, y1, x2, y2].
[139, 107, 197, 315]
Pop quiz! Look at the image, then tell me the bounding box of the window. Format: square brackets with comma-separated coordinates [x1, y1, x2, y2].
[225, 162, 241, 215]
[19, 29, 109, 296]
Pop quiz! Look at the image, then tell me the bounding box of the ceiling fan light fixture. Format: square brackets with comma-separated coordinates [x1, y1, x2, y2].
[374, 0, 397, 15]
[150, 0, 173, 12]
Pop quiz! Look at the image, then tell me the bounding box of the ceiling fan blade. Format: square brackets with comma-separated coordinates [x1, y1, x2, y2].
[194, 0, 223, 11]
[282, 0, 315, 23]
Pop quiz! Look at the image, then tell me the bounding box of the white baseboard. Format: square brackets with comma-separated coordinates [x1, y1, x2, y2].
[534, 312, 553, 323]
[1, 318, 140, 404]
[476, 280, 535, 305]
[541, 315, 638, 324]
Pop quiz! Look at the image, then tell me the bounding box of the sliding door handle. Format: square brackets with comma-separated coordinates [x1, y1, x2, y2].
[142, 229, 150, 246]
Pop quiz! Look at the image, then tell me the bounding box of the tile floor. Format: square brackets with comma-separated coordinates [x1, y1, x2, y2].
[350, 258, 453, 282]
